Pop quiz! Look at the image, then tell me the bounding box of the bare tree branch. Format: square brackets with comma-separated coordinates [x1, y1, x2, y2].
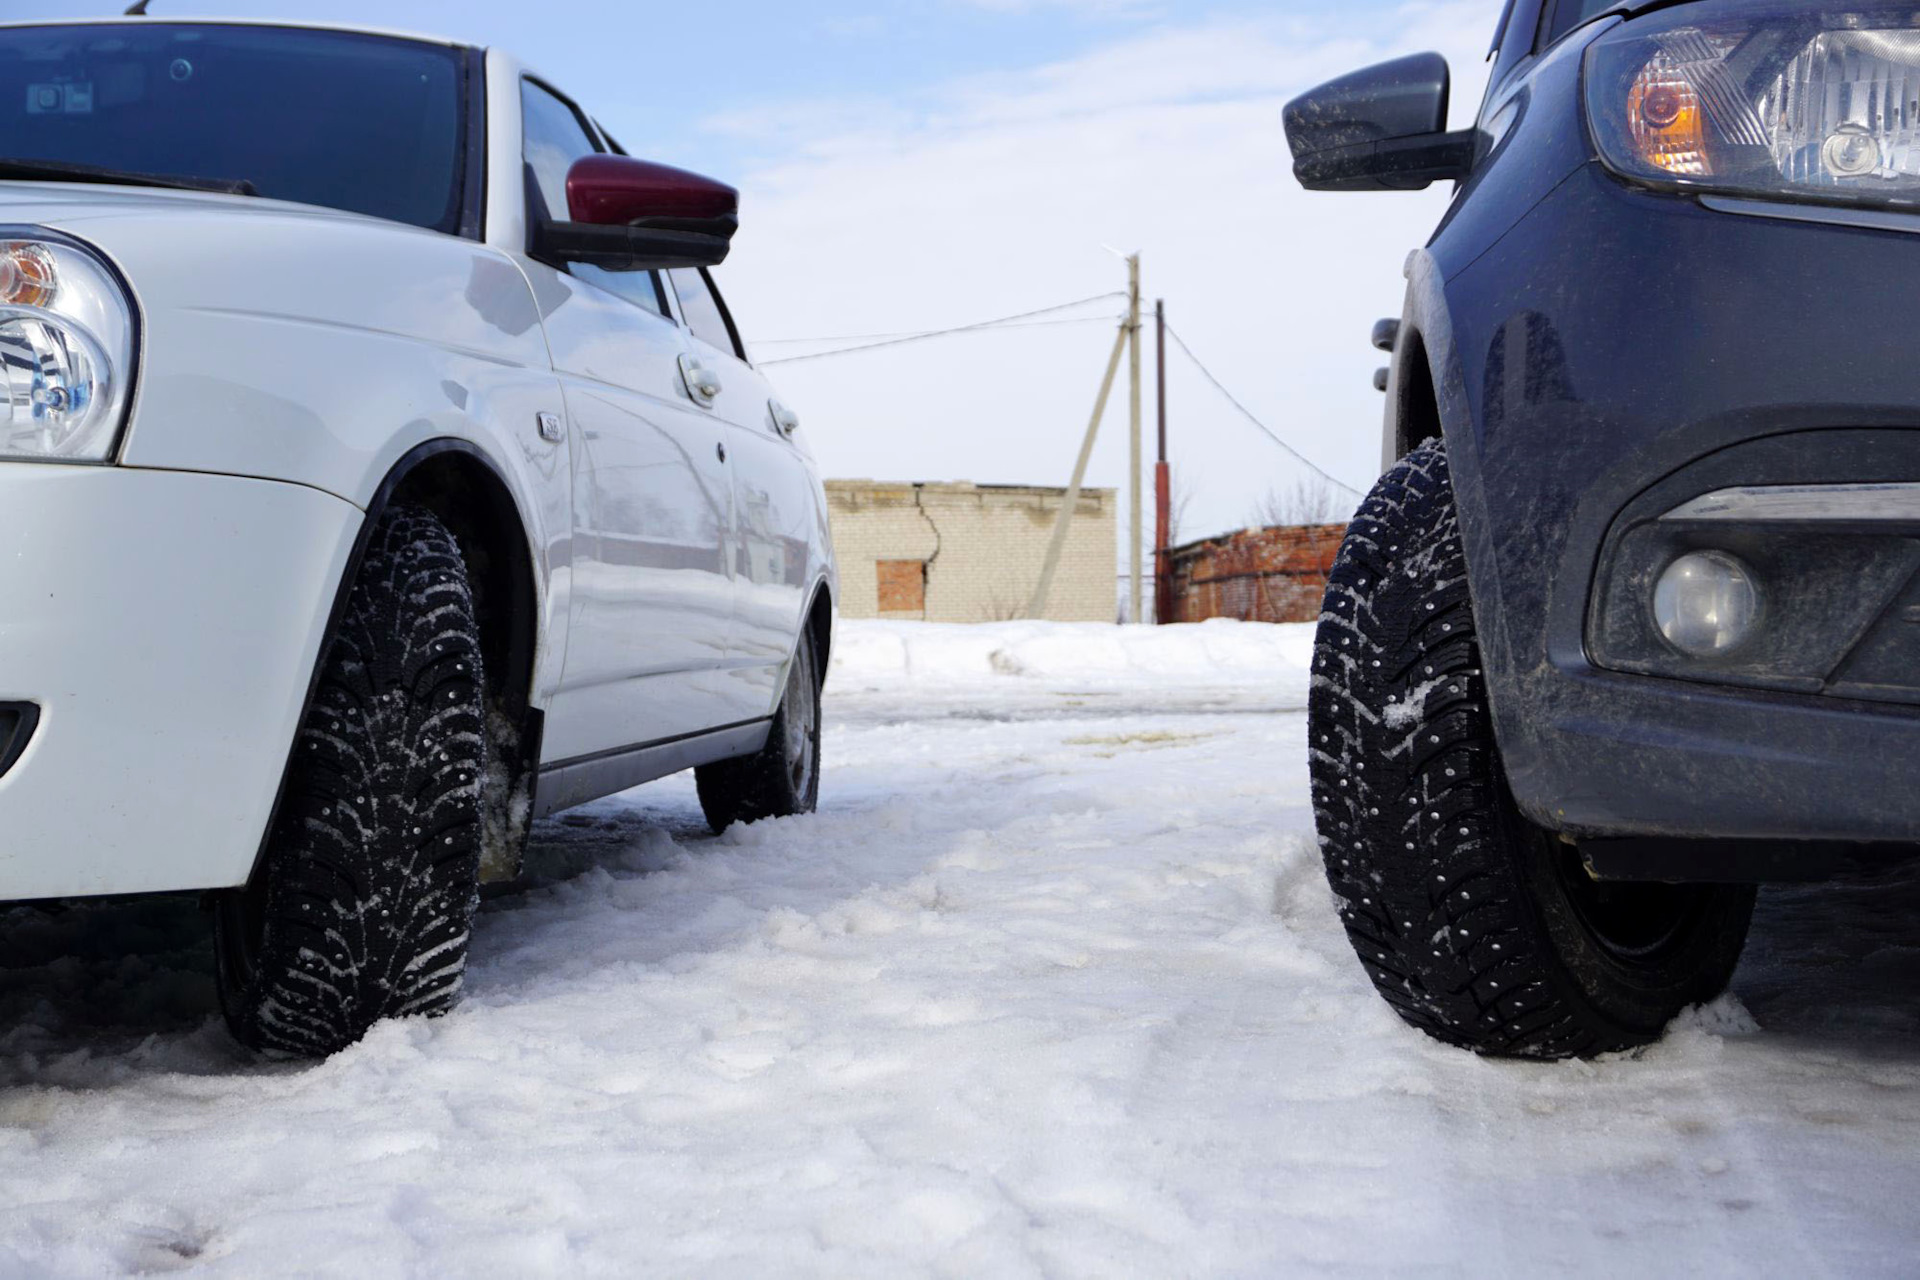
[1249, 476, 1341, 529]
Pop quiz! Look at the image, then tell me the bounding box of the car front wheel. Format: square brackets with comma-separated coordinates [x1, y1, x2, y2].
[1308, 440, 1755, 1059]
[215, 503, 488, 1057]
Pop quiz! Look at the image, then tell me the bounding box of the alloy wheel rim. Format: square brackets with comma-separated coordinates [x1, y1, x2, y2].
[784, 653, 817, 797]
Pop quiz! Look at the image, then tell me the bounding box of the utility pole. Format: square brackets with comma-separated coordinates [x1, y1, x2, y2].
[1126, 255, 1144, 625]
[1153, 298, 1170, 625]
[1026, 320, 1130, 620]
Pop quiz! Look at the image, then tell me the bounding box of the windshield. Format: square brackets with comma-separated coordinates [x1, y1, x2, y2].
[0, 24, 467, 232]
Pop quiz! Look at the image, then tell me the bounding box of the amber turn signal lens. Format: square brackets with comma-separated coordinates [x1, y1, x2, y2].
[0, 242, 57, 308]
[1626, 58, 1709, 176]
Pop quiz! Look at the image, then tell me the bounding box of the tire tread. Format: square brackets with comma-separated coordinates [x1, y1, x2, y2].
[219, 504, 487, 1056]
[1308, 442, 1746, 1058]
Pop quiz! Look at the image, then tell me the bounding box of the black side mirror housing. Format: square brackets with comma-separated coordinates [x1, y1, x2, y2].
[535, 218, 736, 271]
[1284, 52, 1477, 192]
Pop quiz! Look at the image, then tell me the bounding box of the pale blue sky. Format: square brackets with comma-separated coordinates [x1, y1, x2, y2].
[11, 0, 1416, 175]
[6, 0, 1498, 558]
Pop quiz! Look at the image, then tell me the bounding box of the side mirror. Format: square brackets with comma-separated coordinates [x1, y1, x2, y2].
[533, 155, 739, 270]
[1283, 53, 1476, 192]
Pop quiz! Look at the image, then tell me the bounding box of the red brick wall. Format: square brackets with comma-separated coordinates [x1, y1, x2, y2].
[876, 559, 928, 616]
[1162, 524, 1345, 625]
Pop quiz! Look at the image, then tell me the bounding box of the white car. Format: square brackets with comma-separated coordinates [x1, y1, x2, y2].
[0, 18, 836, 1056]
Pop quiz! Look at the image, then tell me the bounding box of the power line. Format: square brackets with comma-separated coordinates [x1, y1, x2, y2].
[758, 315, 1117, 345]
[760, 292, 1127, 366]
[1162, 323, 1366, 499]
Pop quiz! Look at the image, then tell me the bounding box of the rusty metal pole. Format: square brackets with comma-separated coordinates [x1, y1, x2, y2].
[1126, 255, 1144, 625]
[1153, 299, 1171, 624]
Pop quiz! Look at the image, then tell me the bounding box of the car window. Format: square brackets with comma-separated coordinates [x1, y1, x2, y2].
[521, 78, 599, 224]
[520, 79, 667, 317]
[585, 266, 669, 318]
[0, 23, 466, 233]
[668, 268, 744, 360]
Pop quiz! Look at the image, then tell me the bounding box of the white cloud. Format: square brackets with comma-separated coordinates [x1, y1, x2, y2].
[715, 3, 1496, 553]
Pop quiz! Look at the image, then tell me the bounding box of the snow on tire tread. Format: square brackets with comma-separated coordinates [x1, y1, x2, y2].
[221, 504, 487, 1056]
[1308, 442, 1589, 1058]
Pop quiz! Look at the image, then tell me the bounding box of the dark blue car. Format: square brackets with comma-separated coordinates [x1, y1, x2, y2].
[1287, 0, 1920, 1057]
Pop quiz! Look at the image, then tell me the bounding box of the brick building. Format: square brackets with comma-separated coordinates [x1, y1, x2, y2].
[827, 480, 1117, 623]
[1160, 523, 1345, 625]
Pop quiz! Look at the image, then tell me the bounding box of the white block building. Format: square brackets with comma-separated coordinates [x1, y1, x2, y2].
[826, 480, 1117, 623]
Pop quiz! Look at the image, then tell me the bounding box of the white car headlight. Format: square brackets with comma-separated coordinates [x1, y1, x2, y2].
[1586, 3, 1920, 212]
[0, 235, 134, 464]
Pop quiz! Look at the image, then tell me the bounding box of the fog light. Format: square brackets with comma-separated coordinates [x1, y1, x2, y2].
[1653, 551, 1759, 657]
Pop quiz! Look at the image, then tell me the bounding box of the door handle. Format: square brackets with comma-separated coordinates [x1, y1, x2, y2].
[768, 398, 800, 438]
[679, 353, 722, 405]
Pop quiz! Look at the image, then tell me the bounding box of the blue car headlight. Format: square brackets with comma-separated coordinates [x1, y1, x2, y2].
[1586, 2, 1920, 212]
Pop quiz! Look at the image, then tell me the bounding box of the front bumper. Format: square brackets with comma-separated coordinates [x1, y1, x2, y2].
[0, 465, 356, 900]
[1439, 163, 1920, 847]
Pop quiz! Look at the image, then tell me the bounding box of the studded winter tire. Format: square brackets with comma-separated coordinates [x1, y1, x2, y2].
[215, 503, 487, 1057]
[1308, 441, 1755, 1059]
[696, 627, 822, 834]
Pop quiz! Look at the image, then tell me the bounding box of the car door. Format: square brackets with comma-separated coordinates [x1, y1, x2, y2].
[517, 79, 738, 763]
[666, 267, 815, 719]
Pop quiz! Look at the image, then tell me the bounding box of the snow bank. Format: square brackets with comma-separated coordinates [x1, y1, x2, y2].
[831, 617, 1317, 686]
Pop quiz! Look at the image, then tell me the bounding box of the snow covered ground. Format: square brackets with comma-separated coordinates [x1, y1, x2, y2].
[2, 619, 1918, 1276]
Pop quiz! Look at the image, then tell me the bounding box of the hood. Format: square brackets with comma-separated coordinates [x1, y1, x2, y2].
[0, 179, 400, 237]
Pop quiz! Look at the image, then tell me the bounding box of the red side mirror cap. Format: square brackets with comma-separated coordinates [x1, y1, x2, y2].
[537, 155, 740, 271]
[565, 155, 737, 226]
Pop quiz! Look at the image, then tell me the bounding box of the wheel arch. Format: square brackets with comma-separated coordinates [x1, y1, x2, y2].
[1388, 325, 1444, 467]
[377, 441, 544, 882]
[804, 579, 834, 686]
[247, 438, 546, 889]
[379, 441, 541, 721]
